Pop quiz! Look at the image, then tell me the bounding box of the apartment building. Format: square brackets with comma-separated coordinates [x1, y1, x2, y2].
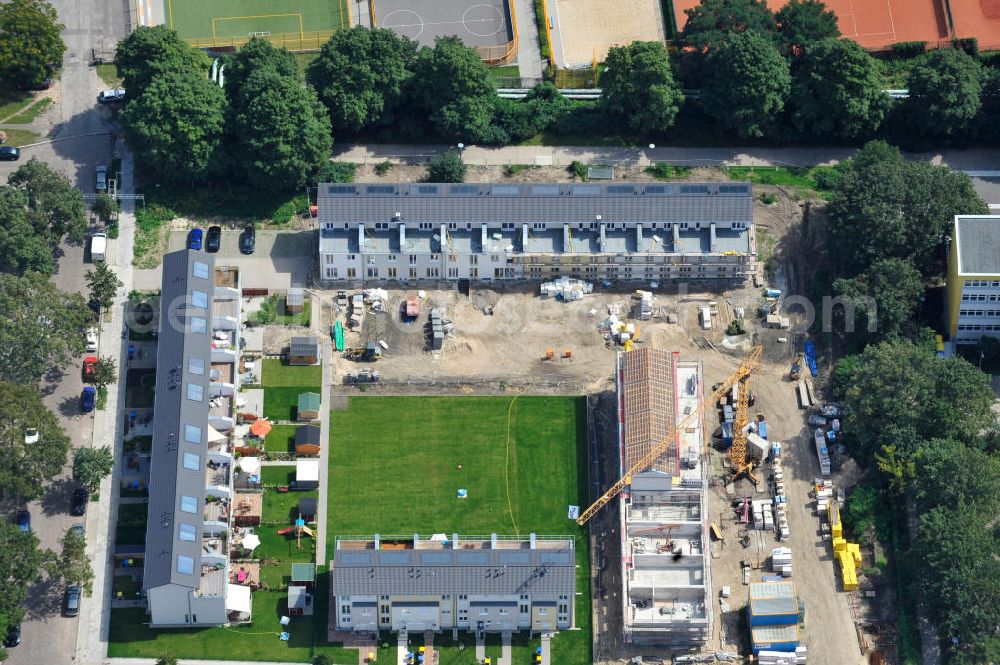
[947, 215, 1000, 344]
[142, 250, 250, 627]
[331, 534, 576, 635]
[317, 182, 756, 287]
[616, 349, 711, 648]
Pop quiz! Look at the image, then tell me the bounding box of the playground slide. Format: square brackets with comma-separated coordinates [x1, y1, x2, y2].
[276, 526, 296, 535]
[300, 526, 315, 537]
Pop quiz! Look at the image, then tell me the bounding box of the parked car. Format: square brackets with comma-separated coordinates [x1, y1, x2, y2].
[24, 428, 39, 444]
[17, 78, 52, 91]
[807, 414, 827, 427]
[239, 224, 255, 254]
[86, 327, 99, 352]
[64, 585, 81, 617]
[71, 487, 88, 516]
[3, 623, 20, 648]
[80, 386, 96, 412]
[205, 225, 222, 253]
[14, 510, 30, 533]
[97, 88, 125, 104]
[0, 146, 20, 161]
[187, 228, 203, 250]
[95, 165, 108, 193]
[83, 356, 98, 382]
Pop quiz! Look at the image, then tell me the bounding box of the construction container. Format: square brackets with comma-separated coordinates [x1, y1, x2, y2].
[751, 623, 800, 654]
[748, 582, 799, 626]
[758, 421, 768, 439]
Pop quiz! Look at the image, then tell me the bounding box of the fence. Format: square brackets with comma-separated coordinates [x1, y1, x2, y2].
[475, 0, 518, 65]
[186, 28, 337, 52]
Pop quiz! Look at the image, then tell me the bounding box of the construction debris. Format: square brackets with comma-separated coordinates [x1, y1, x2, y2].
[539, 276, 593, 301]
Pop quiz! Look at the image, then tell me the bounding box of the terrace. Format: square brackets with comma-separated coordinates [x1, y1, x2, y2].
[232, 493, 263, 526]
[209, 393, 234, 430]
[205, 459, 232, 497]
[210, 362, 234, 385]
[230, 562, 260, 588]
[202, 533, 229, 565]
[337, 534, 573, 551]
[204, 497, 230, 527]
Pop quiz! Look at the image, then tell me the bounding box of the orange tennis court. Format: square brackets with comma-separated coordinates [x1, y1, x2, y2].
[950, 0, 1000, 50]
[671, 0, 950, 51]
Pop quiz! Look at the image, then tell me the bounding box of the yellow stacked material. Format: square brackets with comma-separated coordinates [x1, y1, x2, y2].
[848, 543, 862, 566]
[832, 537, 847, 552]
[832, 521, 843, 539]
[837, 550, 859, 591]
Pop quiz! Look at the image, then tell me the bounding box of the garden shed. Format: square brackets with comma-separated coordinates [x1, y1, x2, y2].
[294, 425, 322, 456]
[297, 392, 321, 421]
[289, 336, 319, 365]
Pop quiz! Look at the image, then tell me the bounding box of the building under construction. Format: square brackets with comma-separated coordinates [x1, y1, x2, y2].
[616, 347, 711, 648]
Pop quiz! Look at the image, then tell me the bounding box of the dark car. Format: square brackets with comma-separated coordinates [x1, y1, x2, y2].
[14, 510, 30, 533]
[187, 228, 203, 251]
[239, 224, 255, 255]
[64, 585, 81, 617]
[3, 623, 20, 648]
[71, 487, 88, 516]
[0, 146, 20, 161]
[81, 386, 96, 412]
[205, 225, 222, 253]
[17, 78, 52, 91]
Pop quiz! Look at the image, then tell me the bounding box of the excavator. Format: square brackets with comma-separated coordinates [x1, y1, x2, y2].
[576, 346, 762, 526]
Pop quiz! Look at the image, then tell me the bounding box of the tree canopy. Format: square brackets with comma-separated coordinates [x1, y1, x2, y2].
[114, 25, 210, 94]
[307, 27, 417, 133]
[825, 141, 988, 278]
[427, 151, 467, 183]
[700, 31, 790, 138]
[223, 37, 298, 106]
[0, 0, 65, 88]
[790, 38, 890, 140]
[600, 41, 683, 134]
[905, 47, 982, 139]
[774, 0, 839, 56]
[120, 70, 226, 183]
[0, 273, 89, 384]
[409, 37, 498, 143]
[0, 187, 56, 276]
[680, 0, 775, 50]
[56, 527, 94, 594]
[7, 157, 87, 244]
[0, 381, 72, 501]
[73, 446, 114, 492]
[0, 522, 51, 654]
[86, 262, 122, 311]
[832, 258, 924, 341]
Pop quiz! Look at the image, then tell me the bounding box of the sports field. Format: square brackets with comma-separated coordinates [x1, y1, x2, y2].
[166, 0, 347, 43]
[327, 395, 592, 664]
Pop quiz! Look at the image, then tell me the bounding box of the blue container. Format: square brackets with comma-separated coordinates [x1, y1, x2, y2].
[757, 422, 768, 439]
[765, 288, 782, 298]
[751, 624, 800, 654]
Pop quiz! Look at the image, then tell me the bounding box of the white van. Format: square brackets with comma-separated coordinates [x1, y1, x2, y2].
[699, 306, 712, 330]
[91, 233, 107, 262]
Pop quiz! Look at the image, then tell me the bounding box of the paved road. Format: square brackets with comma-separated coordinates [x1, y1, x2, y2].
[0, 0, 130, 662]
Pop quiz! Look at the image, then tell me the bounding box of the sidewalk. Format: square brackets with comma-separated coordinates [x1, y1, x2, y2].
[511, 0, 544, 80]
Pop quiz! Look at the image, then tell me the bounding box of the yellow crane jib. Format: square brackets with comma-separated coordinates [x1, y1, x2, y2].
[575, 347, 762, 526]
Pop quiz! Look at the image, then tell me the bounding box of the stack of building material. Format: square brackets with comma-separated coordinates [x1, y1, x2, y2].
[813, 428, 831, 476]
[815, 479, 834, 514]
[429, 308, 444, 350]
[829, 501, 861, 591]
[539, 276, 593, 301]
[634, 290, 654, 320]
[753, 500, 774, 531]
[797, 380, 811, 408]
[758, 647, 807, 664]
[771, 547, 793, 577]
[747, 432, 769, 462]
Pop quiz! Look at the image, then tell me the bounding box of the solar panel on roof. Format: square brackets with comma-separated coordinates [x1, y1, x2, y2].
[411, 185, 438, 195]
[718, 184, 749, 194]
[680, 184, 710, 194]
[338, 551, 371, 565]
[607, 185, 635, 194]
[643, 185, 669, 194]
[420, 552, 452, 564]
[456, 551, 489, 564]
[498, 551, 531, 564]
[571, 185, 600, 195]
[366, 185, 396, 195]
[450, 185, 479, 194]
[378, 551, 409, 564]
[327, 185, 357, 195]
[531, 185, 560, 195]
[539, 551, 572, 563]
[489, 185, 519, 196]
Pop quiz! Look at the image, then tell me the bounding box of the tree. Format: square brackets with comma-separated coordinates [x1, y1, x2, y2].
[600, 42, 683, 134]
[0, 187, 55, 275]
[223, 37, 298, 105]
[73, 446, 114, 492]
[307, 27, 417, 133]
[0, 522, 51, 651]
[113, 25, 209, 94]
[679, 0, 775, 50]
[832, 258, 924, 341]
[0, 272, 89, 384]
[790, 38, 890, 140]
[700, 31, 790, 138]
[91, 193, 118, 224]
[90, 356, 117, 388]
[155, 657, 178, 665]
[905, 47, 982, 139]
[120, 70, 226, 183]
[0, 382, 71, 500]
[232, 68, 333, 191]
[7, 157, 88, 243]
[86, 263, 122, 310]
[427, 151, 466, 183]
[0, 0, 65, 88]
[913, 438, 1000, 513]
[826, 141, 988, 278]
[774, 0, 839, 56]
[409, 37, 499, 143]
[56, 527, 93, 594]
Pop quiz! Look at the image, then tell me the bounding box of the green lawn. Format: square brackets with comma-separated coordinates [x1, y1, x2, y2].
[165, 0, 346, 40]
[109, 571, 397, 663]
[6, 97, 52, 124]
[0, 128, 40, 147]
[264, 424, 298, 453]
[262, 358, 321, 388]
[0, 93, 35, 122]
[261, 465, 295, 488]
[726, 165, 841, 199]
[262, 486, 317, 525]
[96, 63, 121, 88]
[263, 387, 310, 421]
[327, 396, 592, 665]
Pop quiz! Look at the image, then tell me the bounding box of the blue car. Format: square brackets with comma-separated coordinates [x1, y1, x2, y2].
[187, 228, 203, 250]
[15, 510, 30, 533]
[81, 386, 96, 412]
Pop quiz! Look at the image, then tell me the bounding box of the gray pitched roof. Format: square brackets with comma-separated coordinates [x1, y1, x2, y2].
[955, 216, 1000, 275]
[290, 336, 319, 356]
[332, 541, 576, 596]
[143, 250, 215, 591]
[318, 182, 753, 227]
[295, 425, 321, 446]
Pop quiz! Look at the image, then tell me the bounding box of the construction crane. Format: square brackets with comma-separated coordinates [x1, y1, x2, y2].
[444, 227, 458, 263]
[728, 346, 762, 484]
[575, 346, 763, 526]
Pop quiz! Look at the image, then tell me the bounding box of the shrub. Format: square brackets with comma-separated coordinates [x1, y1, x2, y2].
[532, 0, 551, 60]
[317, 161, 355, 183]
[953, 37, 979, 58]
[760, 192, 778, 205]
[890, 41, 927, 59]
[427, 152, 466, 183]
[569, 160, 588, 180]
[725, 319, 746, 336]
[374, 160, 392, 176]
[645, 162, 692, 181]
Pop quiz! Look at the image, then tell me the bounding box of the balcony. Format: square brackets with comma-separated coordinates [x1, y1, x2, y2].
[213, 299, 239, 331]
[205, 459, 232, 498]
[204, 497, 230, 532]
[209, 393, 234, 431]
[202, 533, 229, 565]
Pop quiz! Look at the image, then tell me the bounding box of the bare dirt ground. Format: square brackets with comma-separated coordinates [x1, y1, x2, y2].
[350, 163, 737, 184]
[550, 0, 664, 66]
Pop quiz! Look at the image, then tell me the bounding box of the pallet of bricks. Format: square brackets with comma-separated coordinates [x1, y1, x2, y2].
[812, 428, 831, 476]
[771, 440, 790, 541]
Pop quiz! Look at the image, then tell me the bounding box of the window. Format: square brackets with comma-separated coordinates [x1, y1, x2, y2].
[409, 267, 417, 278]
[180, 495, 198, 513]
[470, 268, 478, 278]
[388, 267, 397, 278]
[191, 290, 208, 308]
[426, 267, 439, 278]
[176, 555, 194, 575]
[367, 267, 378, 278]
[491, 254, 499, 263]
[519, 604, 529, 614]
[190, 316, 206, 333]
[387, 254, 397, 262]
[341, 605, 351, 616]
[192, 262, 209, 279]
[348, 254, 356, 261]
[184, 424, 201, 444]
[325, 267, 337, 279]
[183, 452, 200, 470]
[409, 254, 417, 265]
[347, 268, 356, 279]
[186, 382, 204, 402]
[380, 616, 390, 625]
[178, 523, 196, 541]
[430, 253, 440, 261]
[188, 357, 205, 375]
[448, 268, 459, 278]
[470, 255, 478, 265]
